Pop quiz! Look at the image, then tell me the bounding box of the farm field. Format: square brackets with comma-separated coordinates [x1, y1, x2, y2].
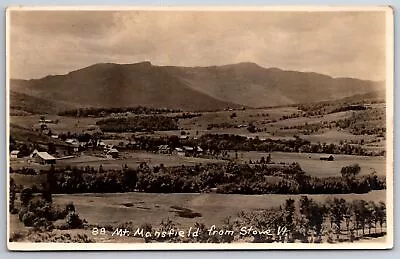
[51, 190, 386, 230]
[10, 115, 99, 134]
[178, 107, 301, 129]
[56, 152, 226, 169]
[300, 129, 380, 144]
[235, 151, 386, 177]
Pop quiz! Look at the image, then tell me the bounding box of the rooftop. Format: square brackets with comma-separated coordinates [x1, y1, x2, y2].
[35, 152, 56, 160]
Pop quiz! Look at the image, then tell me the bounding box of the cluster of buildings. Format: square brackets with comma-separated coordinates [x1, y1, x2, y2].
[10, 149, 57, 165]
[158, 145, 203, 157]
[10, 137, 120, 165]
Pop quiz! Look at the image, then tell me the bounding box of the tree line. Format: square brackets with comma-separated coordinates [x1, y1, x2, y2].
[96, 115, 179, 132]
[99, 133, 382, 156]
[16, 162, 385, 195]
[233, 197, 387, 243]
[9, 177, 85, 232]
[58, 106, 181, 117]
[196, 134, 383, 156]
[110, 197, 386, 244]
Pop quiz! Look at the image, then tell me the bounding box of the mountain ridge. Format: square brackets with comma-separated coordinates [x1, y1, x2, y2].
[10, 61, 384, 113]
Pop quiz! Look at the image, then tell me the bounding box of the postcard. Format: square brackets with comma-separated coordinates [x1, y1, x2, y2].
[6, 6, 394, 250]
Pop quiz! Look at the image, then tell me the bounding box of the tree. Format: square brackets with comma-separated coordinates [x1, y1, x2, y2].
[65, 202, 76, 213]
[365, 201, 376, 235]
[260, 156, 266, 164]
[48, 143, 56, 154]
[298, 196, 311, 242]
[309, 201, 326, 242]
[343, 202, 353, 234]
[341, 164, 361, 179]
[328, 198, 346, 240]
[247, 123, 257, 133]
[123, 167, 138, 192]
[283, 198, 295, 242]
[65, 211, 84, 229]
[266, 154, 271, 164]
[20, 188, 34, 206]
[352, 200, 368, 236]
[9, 178, 17, 213]
[375, 202, 386, 233]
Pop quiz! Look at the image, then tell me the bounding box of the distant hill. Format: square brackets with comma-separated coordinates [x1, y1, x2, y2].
[10, 61, 384, 113]
[338, 90, 385, 103]
[9, 91, 75, 115]
[10, 62, 240, 113]
[163, 62, 384, 107]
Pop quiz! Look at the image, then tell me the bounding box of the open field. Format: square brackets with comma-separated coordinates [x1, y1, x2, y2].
[178, 107, 301, 129]
[10, 173, 47, 188]
[10, 115, 99, 134]
[56, 152, 225, 169]
[236, 151, 386, 177]
[50, 190, 386, 229]
[301, 129, 381, 144]
[10, 101, 386, 146]
[10, 152, 226, 173]
[11, 150, 386, 178]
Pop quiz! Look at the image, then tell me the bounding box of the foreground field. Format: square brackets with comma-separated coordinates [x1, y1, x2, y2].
[52, 190, 386, 230]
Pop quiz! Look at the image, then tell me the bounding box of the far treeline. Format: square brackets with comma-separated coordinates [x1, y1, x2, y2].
[10, 162, 385, 195]
[58, 106, 182, 117]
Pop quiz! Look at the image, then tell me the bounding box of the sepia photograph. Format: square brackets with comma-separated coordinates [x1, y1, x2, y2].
[6, 6, 394, 250]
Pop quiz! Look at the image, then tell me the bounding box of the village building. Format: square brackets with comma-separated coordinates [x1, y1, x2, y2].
[183, 146, 194, 152]
[320, 155, 334, 161]
[158, 145, 170, 154]
[10, 150, 20, 159]
[65, 138, 80, 152]
[65, 138, 79, 145]
[172, 146, 203, 157]
[31, 151, 56, 164]
[98, 141, 106, 148]
[40, 124, 48, 130]
[173, 147, 185, 156]
[107, 148, 119, 158]
[87, 125, 97, 131]
[183, 146, 203, 155]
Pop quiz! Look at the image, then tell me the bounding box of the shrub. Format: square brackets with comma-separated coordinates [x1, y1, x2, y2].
[21, 212, 36, 226]
[65, 212, 84, 229]
[20, 187, 34, 206]
[9, 232, 24, 242]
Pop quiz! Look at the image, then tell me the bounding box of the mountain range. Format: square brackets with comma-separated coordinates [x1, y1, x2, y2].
[9, 61, 384, 113]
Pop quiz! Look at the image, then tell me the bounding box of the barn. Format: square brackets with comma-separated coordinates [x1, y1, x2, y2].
[32, 151, 56, 164]
[107, 148, 119, 158]
[320, 155, 334, 161]
[10, 150, 20, 159]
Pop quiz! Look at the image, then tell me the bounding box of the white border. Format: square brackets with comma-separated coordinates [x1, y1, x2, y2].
[5, 5, 394, 251]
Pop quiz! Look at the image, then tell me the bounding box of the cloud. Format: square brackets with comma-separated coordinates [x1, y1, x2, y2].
[9, 10, 387, 81]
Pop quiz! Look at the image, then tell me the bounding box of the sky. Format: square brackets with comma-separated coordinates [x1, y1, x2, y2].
[9, 10, 388, 81]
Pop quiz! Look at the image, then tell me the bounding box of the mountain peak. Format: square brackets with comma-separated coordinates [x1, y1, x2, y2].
[221, 62, 262, 69]
[10, 61, 382, 112]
